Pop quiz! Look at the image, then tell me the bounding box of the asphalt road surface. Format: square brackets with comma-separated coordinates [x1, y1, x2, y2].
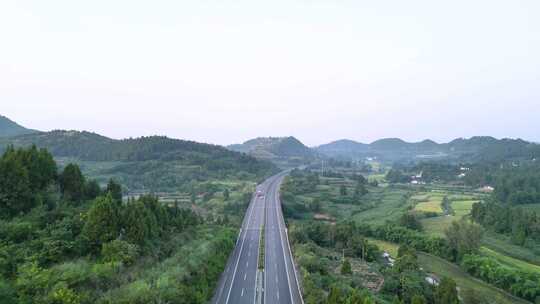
[212, 173, 303, 304]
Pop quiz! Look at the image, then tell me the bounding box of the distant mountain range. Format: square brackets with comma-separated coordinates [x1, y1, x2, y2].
[315, 136, 539, 162]
[0, 115, 38, 137]
[228, 135, 539, 164]
[2, 114, 538, 169]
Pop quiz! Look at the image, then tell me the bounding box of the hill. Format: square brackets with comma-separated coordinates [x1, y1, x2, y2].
[228, 136, 315, 164]
[0, 130, 277, 191]
[315, 137, 538, 162]
[316, 139, 369, 157]
[0, 115, 38, 137]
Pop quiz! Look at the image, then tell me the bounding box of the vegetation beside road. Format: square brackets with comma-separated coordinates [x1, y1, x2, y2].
[0, 146, 249, 304]
[282, 166, 540, 303]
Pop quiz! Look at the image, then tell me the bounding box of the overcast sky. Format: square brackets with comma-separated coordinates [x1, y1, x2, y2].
[1, 0, 539, 146]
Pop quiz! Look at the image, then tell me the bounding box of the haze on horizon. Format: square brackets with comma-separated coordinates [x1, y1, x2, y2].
[1, 0, 539, 146]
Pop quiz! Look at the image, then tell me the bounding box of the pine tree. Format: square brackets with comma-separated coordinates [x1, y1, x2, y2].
[0, 154, 32, 216]
[341, 259, 352, 275]
[60, 163, 85, 202]
[106, 179, 123, 202]
[340, 184, 348, 196]
[435, 277, 459, 304]
[82, 194, 121, 251]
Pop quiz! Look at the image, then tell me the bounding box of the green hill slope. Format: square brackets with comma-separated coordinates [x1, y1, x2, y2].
[0, 130, 277, 191]
[0, 115, 38, 137]
[228, 136, 315, 162]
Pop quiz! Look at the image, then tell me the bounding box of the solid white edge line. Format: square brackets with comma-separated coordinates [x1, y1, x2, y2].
[274, 178, 295, 304]
[225, 193, 257, 304]
[276, 175, 305, 304]
[264, 182, 269, 304]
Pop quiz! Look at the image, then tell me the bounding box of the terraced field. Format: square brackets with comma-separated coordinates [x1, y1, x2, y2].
[420, 195, 479, 237]
[412, 192, 445, 214]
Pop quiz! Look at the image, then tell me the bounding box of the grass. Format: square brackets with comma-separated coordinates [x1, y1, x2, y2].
[418, 252, 530, 304]
[482, 232, 540, 266]
[420, 195, 478, 237]
[415, 200, 444, 213]
[452, 200, 477, 217]
[480, 247, 540, 274]
[517, 203, 540, 213]
[351, 187, 413, 225]
[367, 238, 399, 257]
[421, 215, 455, 237]
[412, 192, 445, 214]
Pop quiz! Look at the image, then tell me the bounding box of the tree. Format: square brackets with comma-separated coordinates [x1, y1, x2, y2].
[386, 169, 411, 184]
[434, 277, 459, 304]
[445, 219, 483, 260]
[101, 239, 139, 265]
[399, 213, 423, 231]
[341, 259, 352, 275]
[411, 295, 427, 304]
[327, 285, 343, 304]
[105, 179, 122, 202]
[442, 196, 453, 215]
[123, 198, 160, 246]
[345, 289, 374, 304]
[0, 154, 32, 217]
[81, 195, 121, 251]
[310, 197, 322, 212]
[59, 164, 85, 202]
[85, 180, 101, 200]
[395, 245, 419, 273]
[353, 182, 368, 200]
[340, 184, 348, 196]
[0, 279, 17, 304]
[0, 146, 57, 217]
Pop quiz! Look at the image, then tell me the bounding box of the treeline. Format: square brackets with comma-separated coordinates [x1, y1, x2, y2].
[2, 131, 278, 191]
[471, 201, 540, 245]
[0, 145, 123, 218]
[462, 254, 540, 301]
[390, 160, 540, 206]
[0, 146, 233, 304]
[282, 169, 369, 218]
[290, 221, 380, 262]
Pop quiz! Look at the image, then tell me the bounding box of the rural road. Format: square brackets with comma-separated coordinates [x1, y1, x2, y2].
[212, 173, 303, 304]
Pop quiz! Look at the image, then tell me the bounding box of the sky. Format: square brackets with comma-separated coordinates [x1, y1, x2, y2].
[1, 0, 539, 146]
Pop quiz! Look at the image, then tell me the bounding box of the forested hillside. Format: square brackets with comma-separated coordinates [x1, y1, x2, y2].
[0, 146, 241, 304]
[316, 136, 539, 163]
[228, 136, 316, 166]
[0, 115, 38, 137]
[0, 130, 277, 192]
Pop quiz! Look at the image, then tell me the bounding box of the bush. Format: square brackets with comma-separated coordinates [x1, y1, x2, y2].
[101, 240, 139, 266]
[0, 279, 17, 304]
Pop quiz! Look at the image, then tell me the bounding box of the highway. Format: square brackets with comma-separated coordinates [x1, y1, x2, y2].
[212, 173, 303, 304]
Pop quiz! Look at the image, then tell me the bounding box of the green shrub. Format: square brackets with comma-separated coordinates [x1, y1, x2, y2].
[101, 240, 139, 265]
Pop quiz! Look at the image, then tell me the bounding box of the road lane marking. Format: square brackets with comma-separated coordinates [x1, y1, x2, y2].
[241, 288, 244, 297]
[224, 193, 257, 304]
[274, 179, 295, 304]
